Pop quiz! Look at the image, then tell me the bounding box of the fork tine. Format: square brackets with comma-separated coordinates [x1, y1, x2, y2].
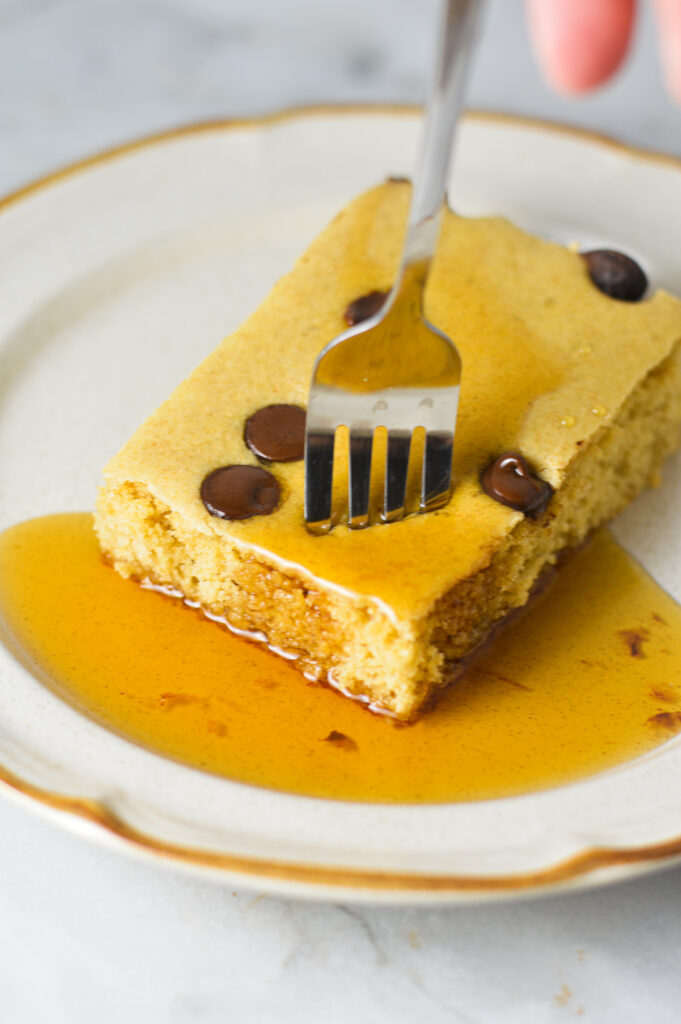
[421, 430, 454, 512]
[348, 427, 374, 529]
[383, 429, 412, 523]
[304, 427, 335, 533]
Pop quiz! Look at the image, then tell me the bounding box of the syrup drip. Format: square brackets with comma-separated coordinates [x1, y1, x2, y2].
[0, 513, 680, 804]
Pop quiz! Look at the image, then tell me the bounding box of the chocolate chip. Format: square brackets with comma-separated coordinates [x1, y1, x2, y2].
[244, 404, 306, 463]
[200, 465, 280, 520]
[344, 290, 388, 326]
[386, 175, 410, 184]
[581, 249, 648, 302]
[481, 453, 552, 518]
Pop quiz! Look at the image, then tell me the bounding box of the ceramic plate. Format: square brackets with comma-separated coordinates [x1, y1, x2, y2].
[1, 108, 681, 904]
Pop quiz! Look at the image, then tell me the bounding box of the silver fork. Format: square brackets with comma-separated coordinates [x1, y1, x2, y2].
[304, 0, 482, 534]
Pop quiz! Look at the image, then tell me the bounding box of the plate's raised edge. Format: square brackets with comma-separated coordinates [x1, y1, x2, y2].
[4, 759, 681, 895]
[3, 105, 681, 896]
[3, 104, 681, 218]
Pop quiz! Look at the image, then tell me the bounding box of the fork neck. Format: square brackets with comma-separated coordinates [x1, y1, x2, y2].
[402, 0, 483, 277]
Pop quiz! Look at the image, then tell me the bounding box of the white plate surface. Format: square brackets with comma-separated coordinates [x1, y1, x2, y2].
[1, 108, 681, 904]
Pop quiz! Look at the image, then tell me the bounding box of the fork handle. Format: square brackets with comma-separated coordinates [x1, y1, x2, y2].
[403, 0, 483, 271]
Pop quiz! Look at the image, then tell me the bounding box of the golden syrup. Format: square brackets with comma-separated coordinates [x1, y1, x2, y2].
[1, 512, 680, 803]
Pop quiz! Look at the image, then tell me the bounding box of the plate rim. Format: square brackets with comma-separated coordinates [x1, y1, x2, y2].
[3, 104, 681, 899]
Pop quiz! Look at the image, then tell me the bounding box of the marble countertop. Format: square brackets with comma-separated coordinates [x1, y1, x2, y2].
[2, 1, 681, 1022]
[3, 0, 681, 196]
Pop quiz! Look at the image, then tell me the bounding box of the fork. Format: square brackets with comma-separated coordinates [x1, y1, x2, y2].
[304, 0, 482, 534]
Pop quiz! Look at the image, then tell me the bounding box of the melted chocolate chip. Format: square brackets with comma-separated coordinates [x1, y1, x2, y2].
[386, 175, 410, 184]
[481, 453, 552, 518]
[344, 290, 388, 326]
[244, 404, 306, 463]
[648, 711, 681, 733]
[581, 249, 648, 302]
[200, 465, 280, 520]
[323, 730, 358, 751]
[618, 627, 649, 658]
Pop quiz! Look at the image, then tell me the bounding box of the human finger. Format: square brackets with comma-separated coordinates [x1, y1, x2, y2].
[525, 0, 636, 92]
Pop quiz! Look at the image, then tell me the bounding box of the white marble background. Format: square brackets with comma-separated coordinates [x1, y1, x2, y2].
[2, 1, 681, 1022]
[2, 0, 681, 195]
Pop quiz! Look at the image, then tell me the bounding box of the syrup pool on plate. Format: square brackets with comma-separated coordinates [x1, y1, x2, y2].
[0, 513, 680, 804]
